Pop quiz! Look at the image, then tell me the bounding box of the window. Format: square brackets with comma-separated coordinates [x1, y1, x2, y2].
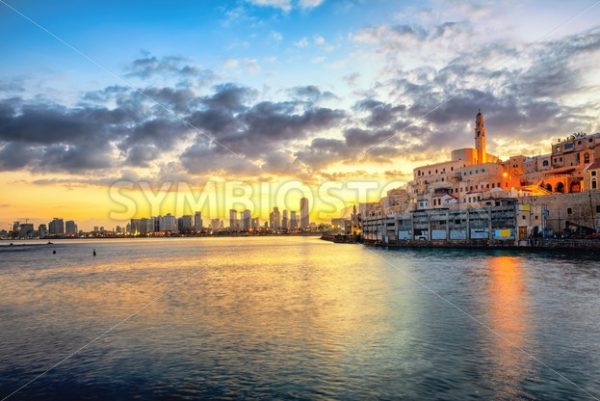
[597, 205, 600, 213]
[584, 153, 590, 163]
[567, 208, 572, 215]
[482, 168, 485, 173]
[522, 215, 526, 220]
[543, 160, 549, 166]
[593, 179, 597, 190]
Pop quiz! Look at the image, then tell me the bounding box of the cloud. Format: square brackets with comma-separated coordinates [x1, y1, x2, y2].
[270, 31, 283, 41]
[245, 0, 292, 12]
[3, 16, 599, 184]
[299, 0, 323, 9]
[244, 0, 323, 12]
[288, 85, 339, 103]
[126, 55, 213, 81]
[294, 37, 309, 48]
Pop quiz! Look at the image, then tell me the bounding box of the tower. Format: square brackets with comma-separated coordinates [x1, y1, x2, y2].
[475, 110, 486, 164]
[300, 197, 309, 230]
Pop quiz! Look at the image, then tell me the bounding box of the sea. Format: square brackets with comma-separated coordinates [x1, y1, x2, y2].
[1, 237, 599, 400]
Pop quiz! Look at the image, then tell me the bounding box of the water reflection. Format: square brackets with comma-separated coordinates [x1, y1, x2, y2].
[486, 256, 532, 399]
[1, 240, 600, 400]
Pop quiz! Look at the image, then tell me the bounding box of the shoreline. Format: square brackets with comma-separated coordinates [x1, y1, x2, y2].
[359, 238, 600, 251]
[0, 232, 323, 243]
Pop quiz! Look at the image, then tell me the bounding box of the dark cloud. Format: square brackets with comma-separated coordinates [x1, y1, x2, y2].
[180, 84, 346, 174]
[4, 24, 599, 182]
[0, 142, 36, 171]
[354, 99, 406, 128]
[126, 55, 213, 80]
[288, 85, 339, 103]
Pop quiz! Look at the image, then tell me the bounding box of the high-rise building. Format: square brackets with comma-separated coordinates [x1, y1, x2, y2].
[269, 207, 281, 231]
[65, 220, 78, 236]
[143, 218, 154, 234]
[48, 218, 65, 236]
[290, 211, 298, 230]
[210, 219, 222, 230]
[178, 215, 193, 232]
[38, 224, 48, 238]
[251, 217, 260, 231]
[300, 197, 309, 230]
[242, 209, 251, 231]
[229, 209, 239, 230]
[160, 214, 178, 233]
[12, 221, 20, 234]
[194, 211, 203, 231]
[130, 219, 142, 234]
[282, 210, 288, 230]
[18, 223, 34, 238]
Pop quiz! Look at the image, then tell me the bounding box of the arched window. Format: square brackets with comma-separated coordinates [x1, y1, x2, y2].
[542, 160, 549, 167]
[556, 182, 565, 193]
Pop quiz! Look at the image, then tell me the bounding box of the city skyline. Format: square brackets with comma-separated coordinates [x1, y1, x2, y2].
[4, 197, 314, 237]
[1, 0, 599, 230]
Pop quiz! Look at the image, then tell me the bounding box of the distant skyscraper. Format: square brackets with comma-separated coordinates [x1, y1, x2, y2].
[65, 220, 78, 236]
[160, 214, 178, 233]
[18, 223, 34, 238]
[270, 207, 281, 231]
[210, 218, 222, 230]
[130, 218, 142, 234]
[38, 224, 48, 238]
[242, 209, 251, 231]
[178, 215, 193, 231]
[300, 197, 309, 230]
[48, 218, 65, 235]
[139, 218, 153, 234]
[290, 211, 298, 230]
[282, 210, 288, 230]
[194, 211, 203, 231]
[229, 209, 239, 230]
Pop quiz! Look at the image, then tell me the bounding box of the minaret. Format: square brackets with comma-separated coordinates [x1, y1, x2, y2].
[475, 110, 486, 164]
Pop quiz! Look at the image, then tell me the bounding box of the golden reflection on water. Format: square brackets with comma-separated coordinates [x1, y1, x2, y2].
[486, 256, 532, 398]
[1, 238, 400, 368]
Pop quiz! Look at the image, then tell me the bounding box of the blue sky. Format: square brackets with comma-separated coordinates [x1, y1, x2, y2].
[0, 0, 400, 97]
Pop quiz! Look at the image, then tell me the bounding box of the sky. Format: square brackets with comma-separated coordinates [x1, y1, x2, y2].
[0, 0, 599, 230]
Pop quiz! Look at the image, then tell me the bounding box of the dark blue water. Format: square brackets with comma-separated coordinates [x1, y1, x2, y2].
[1, 237, 599, 400]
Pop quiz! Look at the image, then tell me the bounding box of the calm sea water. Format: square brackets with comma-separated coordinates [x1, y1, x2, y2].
[0, 237, 599, 401]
